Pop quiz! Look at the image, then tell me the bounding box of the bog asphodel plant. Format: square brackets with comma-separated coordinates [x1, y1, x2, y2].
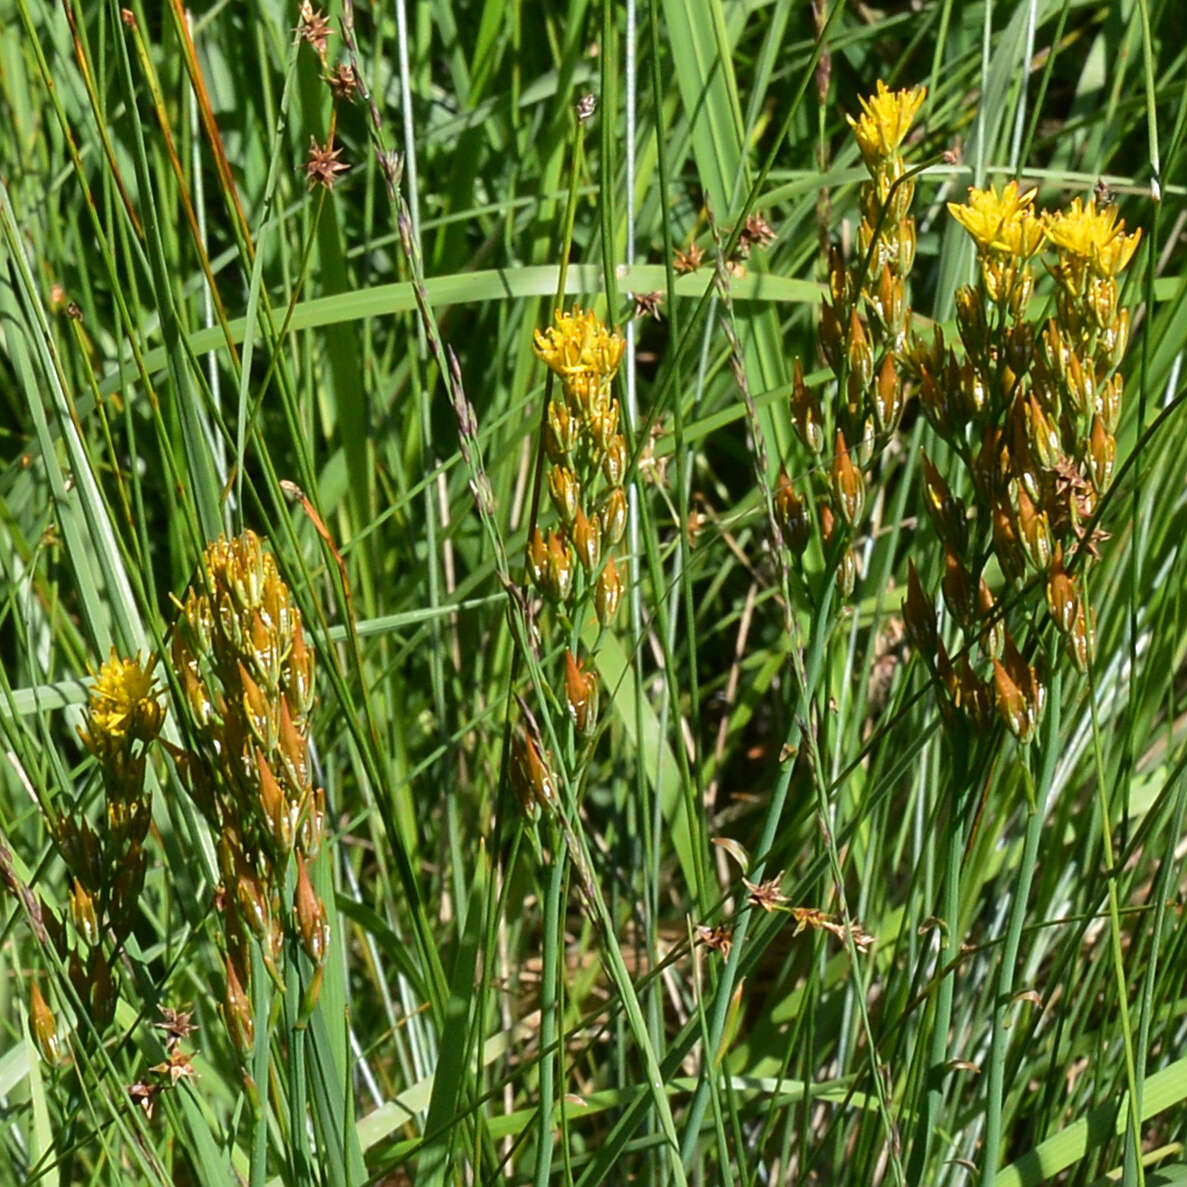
[514, 307, 628, 813]
[906, 181, 1140, 740]
[780, 81, 925, 597]
[172, 531, 329, 1042]
[51, 649, 165, 1027]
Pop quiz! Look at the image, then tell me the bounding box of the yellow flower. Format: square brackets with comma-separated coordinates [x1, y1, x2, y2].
[533, 307, 625, 384]
[846, 80, 926, 171]
[947, 181, 1044, 259]
[1043, 197, 1141, 277]
[83, 649, 164, 754]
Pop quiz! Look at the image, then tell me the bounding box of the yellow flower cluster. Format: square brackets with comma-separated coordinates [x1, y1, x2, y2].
[514, 308, 629, 817]
[173, 531, 328, 1040]
[947, 181, 1044, 260]
[908, 182, 1141, 740]
[846, 80, 926, 177]
[55, 649, 165, 1028]
[80, 650, 164, 757]
[1045, 197, 1142, 279]
[529, 307, 627, 630]
[781, 80, 925, 599]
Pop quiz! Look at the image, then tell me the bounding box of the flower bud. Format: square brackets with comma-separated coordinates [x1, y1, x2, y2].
[856, 415, 876, 469]
[993, 500, 1025, 583]
[288, 618, 315, 720]
[223, 955, 254, 1054]
[993, 657, 1029, 742]
[294, 854, 329, 967]
[1067, 597, 1096, 673]
[996, 636, 1043, 743]
[921, 453, 967, 553]
[897, 218, 917, 273]
[57, 816, 102, 893]
[1099, 372, 1122, 434]
[546, 400, 579, 463]
[602, 435, 627, 486]
[235, 860, 272, 942]
[527, 527, 548, 589]
[69, 878, 99, 948]
[1088, 276, 1118, 330]
[1045, 549, 1078, 635]
[774, 467, 810, 553]
[903, 561, 937, 658]
[510, 729, 555, 816]
[30, 982, 62, 1066]
[278, 698, 310, 793]
[601, 488, 627, 547]
[847, 310, 874, 388]
[1014, 486, 1052, 570]
[89, 948, 118, 1029]
[791, 358, 824, 454]
[819, 301, 843, 374]
[836, 546, 858, 598]
[1088, 415, 1115, 492]
[564, 650, 599, 736]
[873, 353, 903, 432]
[548, 466, 581, 526]
[108, 848, 147, 932]
[978, 578, 1004, 661]
[1107, 309, 1130, 369]
[589, 396, 620, 454]
[877, 264, 906, 334]
[257, 749, 295, 853]
[573, 506, 601, 574]
[1006, 322, 1035, 380]
[237, 661, 274, 749]
[941, 549, 975, 626]
[595, 556, 623, 626]
[545, 530, 574, 603]
[1026, 394, 1061, 469]
[831, 430, 865, 528]
[955, 651, 992, 728]
[955, 285, 986, 353]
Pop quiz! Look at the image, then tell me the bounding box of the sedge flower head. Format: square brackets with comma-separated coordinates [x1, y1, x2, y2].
[847, 81, 926, 172]
[83, 650, 164, 753]
[1043, 197, 1142, 278]
[948, 181, 1044, 259]
[533, 307, 625, 385]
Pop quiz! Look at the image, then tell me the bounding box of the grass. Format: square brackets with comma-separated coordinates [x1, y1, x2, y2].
[2, 0, 1187, 1184]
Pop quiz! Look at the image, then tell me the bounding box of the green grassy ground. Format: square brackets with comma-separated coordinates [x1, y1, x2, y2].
[2, 1, 1187, 1183]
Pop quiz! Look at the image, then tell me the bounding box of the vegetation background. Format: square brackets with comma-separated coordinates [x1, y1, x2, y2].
[1, 0, 1186, 1184]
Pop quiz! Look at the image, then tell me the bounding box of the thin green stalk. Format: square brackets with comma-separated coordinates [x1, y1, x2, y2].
[1086, 651, 1146, 1187]
[678, 579, 835, 1167]
[532, 834, 567, 1187]
[981, 670, 1062, 1184]
[908, 724, 968, 1181]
